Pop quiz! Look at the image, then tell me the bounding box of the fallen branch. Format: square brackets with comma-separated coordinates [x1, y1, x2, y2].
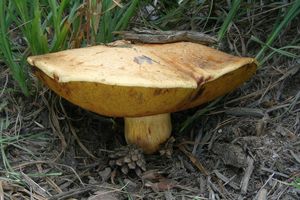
[114, 28, 217, 45]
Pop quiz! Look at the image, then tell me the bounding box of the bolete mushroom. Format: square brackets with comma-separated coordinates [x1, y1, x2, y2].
[27, 41, 257, 154]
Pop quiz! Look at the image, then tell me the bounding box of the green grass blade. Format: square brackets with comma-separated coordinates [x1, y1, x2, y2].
[48, 0, 74, 51]
[217, 0, 241, 41]
[202, 0, 214, 31]
[48, 0, 60, 37]
[96, 0, 111, 43]
[50, 1, 80, 51]
[291, 178, 300, 189]
[12, 0, 49, 55]
[252, 35, 300, 65]
[115, 0, 140, 31]
[31, 0, 49, 54]
[96, 0, 140, 43]
[0, 0, 29, 96]
[255, 0, 300, 63]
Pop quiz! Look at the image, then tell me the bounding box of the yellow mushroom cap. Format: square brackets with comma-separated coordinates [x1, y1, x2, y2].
[27, 41, 257, 117]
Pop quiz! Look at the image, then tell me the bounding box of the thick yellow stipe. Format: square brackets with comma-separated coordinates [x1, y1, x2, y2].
[125, 113, 171, 154]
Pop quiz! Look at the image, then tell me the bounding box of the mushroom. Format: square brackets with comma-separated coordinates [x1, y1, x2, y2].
[27, 41, 257, 154]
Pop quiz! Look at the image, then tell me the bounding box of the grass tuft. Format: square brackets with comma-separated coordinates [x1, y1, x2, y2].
[0, 0, 29, 96]
[255, 0, 300, 64]
[94, 0, 140, 43]
[0, 130, 56, 184]
[217, 0, 242, 41]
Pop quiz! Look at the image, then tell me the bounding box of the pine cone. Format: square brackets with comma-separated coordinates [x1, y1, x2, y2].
[109, 145, 146, 176]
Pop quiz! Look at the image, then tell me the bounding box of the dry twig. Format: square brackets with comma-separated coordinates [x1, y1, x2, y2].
[114, 28, 217, 45]
[178, 144, 209, 176]
[240, 156, 254, 194]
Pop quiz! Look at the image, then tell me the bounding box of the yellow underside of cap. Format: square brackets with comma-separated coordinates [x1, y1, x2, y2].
[34, 62, 256, 117]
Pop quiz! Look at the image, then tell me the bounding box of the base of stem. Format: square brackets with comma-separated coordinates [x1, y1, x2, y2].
[124, 113, 172, 154]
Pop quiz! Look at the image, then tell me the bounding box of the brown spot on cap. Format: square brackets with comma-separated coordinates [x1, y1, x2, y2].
[53, 73, 60, 82]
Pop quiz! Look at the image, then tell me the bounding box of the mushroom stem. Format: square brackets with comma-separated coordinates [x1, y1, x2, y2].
[124, 113, 172, 154]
